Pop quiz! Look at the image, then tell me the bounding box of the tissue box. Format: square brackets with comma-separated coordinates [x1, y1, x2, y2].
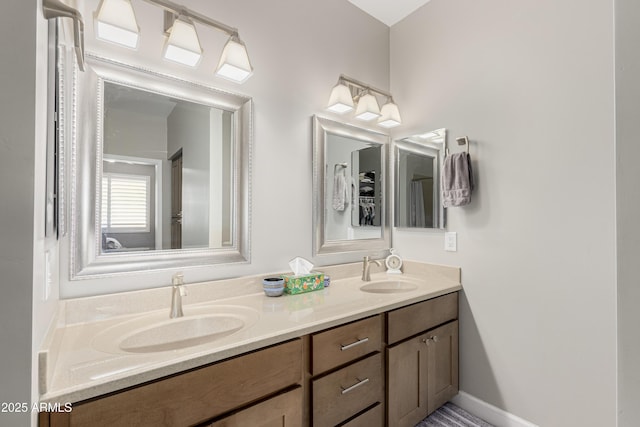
[282, 272, 325, 295]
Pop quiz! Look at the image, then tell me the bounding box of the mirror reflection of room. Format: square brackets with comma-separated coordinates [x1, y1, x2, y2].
[352, 147, 381, 228]
[397, 149, 435, 227]
[395, 129, 445, 229]
[101, 82, 234, 253]
[325, 133, 382, 242]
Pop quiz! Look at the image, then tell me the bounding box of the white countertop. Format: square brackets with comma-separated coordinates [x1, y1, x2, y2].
[39, 261, 461, 404]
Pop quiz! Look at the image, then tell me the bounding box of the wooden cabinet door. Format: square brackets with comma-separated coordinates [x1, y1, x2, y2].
[207, 387, 302, 427]
[427, 320, 459, 414]
[387, 334, 428, 427]
[387, 320, 459, 426]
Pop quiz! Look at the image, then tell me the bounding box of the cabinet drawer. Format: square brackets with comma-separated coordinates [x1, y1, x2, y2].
[312, 353, 383, 427]
[207, 387, 302, 427]
[311, 315, 382, 375]
[341, 403, 383, 427]
[61, 339, 302, 427]
[387, 292, 458, 345]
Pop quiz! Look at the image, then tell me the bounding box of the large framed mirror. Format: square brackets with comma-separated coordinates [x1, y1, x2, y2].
[313, 116, 390, 255]
[394, 129, 446, 229]
[67, 54, 252, 279]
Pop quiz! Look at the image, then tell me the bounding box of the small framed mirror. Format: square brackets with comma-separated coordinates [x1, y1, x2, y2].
[67, 54, 252, 279]
[313, 116, 390, 255]
[394, 129, 446, 229]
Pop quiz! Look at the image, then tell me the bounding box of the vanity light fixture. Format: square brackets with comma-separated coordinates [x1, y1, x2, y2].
[327, 79, 355, 113]
[215, 35, 254, 83]
[95, 0, 140, 49]
[354, 90, 381, 121]
[93, 0, 253, 83]
[378, 98, 402, 128]
[163, 15, 202, 66]
[326, 74, 401, 128]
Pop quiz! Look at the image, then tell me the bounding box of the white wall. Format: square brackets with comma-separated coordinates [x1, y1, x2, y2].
[61, 0, 389, 297]
[615, 0, 640, 424]
[391, 0, 617, 426]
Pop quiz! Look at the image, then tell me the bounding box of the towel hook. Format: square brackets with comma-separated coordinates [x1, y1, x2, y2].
[456, 136, 470, 154]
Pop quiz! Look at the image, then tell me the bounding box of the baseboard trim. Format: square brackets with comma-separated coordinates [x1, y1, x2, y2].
[451, 391, 538, 427]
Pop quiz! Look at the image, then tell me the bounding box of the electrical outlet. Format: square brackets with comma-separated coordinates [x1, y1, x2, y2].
[444, 232, 457, 252]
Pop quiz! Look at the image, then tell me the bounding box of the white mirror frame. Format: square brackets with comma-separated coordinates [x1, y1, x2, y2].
[312, 116, 391, 255]
[66, 53, 252, 279]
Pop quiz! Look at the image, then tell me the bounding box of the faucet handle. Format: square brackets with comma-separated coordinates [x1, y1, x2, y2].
[172, 272, 184, 286]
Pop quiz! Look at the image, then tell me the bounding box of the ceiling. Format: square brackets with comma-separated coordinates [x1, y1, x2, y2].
[347, 0, 431, 26]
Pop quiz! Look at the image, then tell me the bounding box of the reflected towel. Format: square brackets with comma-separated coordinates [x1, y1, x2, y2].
[441, 152, 474, 207]
[332, 167, 347, 211]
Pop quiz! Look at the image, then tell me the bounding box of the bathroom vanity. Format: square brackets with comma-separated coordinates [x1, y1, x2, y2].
[38, 261, 460, 427]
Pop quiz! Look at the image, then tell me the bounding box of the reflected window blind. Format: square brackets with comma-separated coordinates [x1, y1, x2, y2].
[101, 173, 150, 232]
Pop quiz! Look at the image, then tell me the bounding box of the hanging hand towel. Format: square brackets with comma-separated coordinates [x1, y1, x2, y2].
[441, 152, 474, 207]
[332, 167, 347, 211]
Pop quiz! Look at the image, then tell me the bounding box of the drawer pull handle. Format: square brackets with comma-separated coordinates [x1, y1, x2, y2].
[341, 377, 370, 394]
[340, 337, 369, 351]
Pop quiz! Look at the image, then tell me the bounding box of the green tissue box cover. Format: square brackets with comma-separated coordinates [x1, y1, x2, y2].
[282, 272, 325, 295]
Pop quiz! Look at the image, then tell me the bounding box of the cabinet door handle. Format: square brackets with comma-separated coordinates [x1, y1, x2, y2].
[341, 377, 370, 394]
[431, 335, 439, 343]
[340, 337, 369, 351]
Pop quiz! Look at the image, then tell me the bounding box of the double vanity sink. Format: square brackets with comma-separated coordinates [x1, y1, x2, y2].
[91, 305, 260, 354]
[39, 261, 461, 409]
[88, 279, 421, 356]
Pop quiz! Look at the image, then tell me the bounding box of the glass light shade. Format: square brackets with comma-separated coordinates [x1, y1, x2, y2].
[95, 0, 139, 48]
[215, 36, 253, 83]
[163, 17, 202, 67]
[355, 93, 381, 121]
[327, 83, 354, 113]
[378, 101, 402, 128]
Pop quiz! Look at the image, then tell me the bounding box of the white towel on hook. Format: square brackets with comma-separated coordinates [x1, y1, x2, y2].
[332, 167, 348, 211]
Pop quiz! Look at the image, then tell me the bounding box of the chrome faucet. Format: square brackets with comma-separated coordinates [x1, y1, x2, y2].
[362, 256, 382, 281]
[170, 273, 187, 319]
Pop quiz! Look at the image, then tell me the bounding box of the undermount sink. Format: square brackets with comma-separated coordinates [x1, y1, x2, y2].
[92, 305, 259, 354]
[360, 280, 419, 294]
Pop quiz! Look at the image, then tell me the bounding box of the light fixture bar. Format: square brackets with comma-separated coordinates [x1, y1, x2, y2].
[338, 74, 393, 101]
[142, 0, 239, 37]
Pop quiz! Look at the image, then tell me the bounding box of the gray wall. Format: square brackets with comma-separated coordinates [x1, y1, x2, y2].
[615, 0, 640, 424]
[391, 0, 616, 425]
[0, 1, 48, 426]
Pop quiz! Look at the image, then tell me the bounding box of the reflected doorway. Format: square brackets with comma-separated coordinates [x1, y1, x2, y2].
[171, 150, 182, 249]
